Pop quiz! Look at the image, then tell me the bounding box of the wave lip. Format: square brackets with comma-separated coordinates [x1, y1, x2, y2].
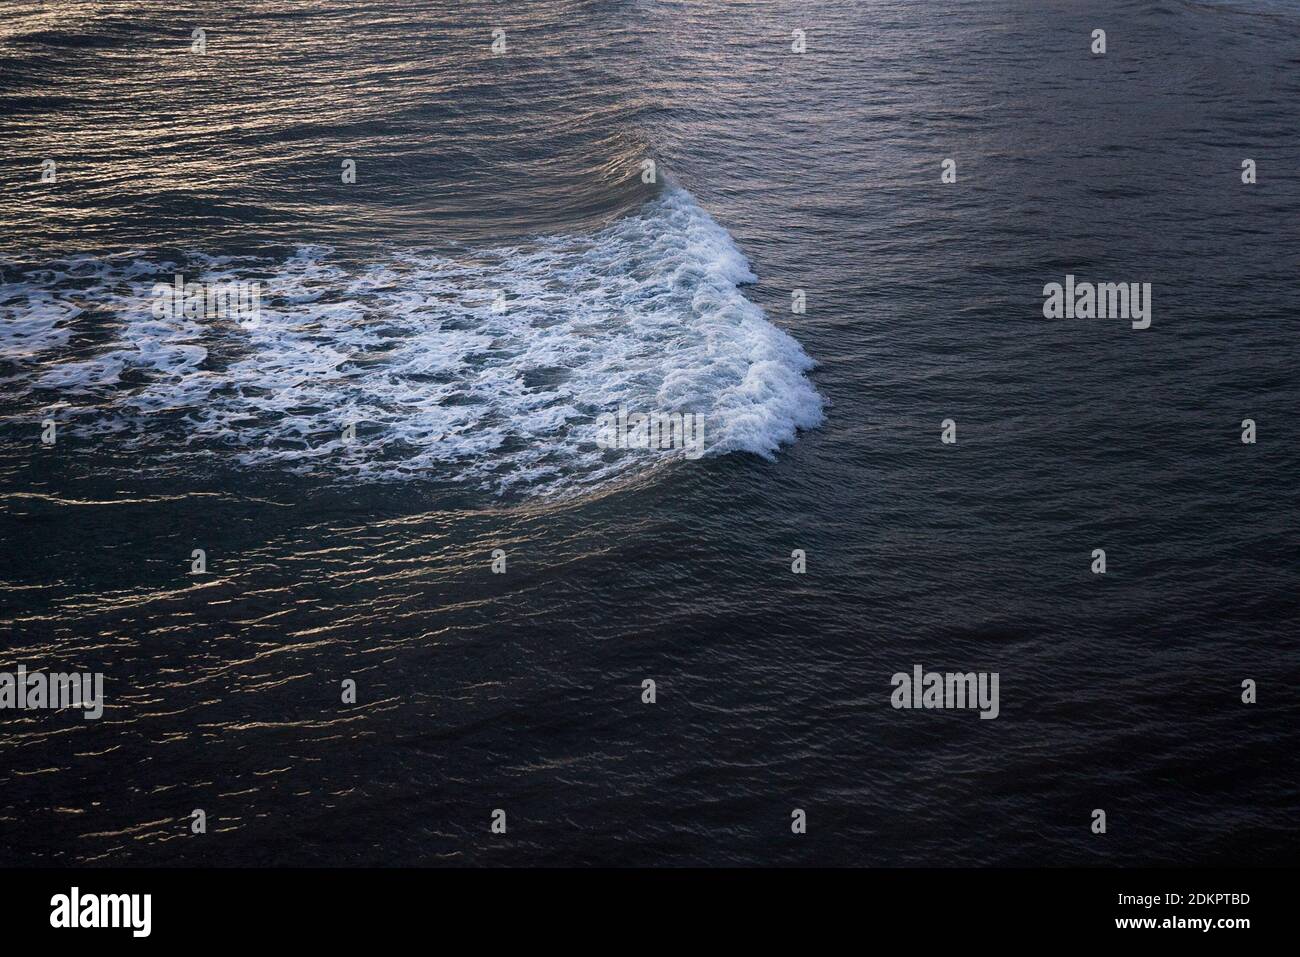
[2, 188, 825, 495]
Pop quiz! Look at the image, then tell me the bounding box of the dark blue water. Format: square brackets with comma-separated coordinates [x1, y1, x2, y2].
[1, 0, 1297, 865]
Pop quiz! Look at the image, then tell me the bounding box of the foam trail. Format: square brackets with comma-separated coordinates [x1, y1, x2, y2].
[0, 188, 824, 495]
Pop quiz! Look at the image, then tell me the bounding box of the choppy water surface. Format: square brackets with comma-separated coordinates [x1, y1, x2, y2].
[1, 0, 1297, 865]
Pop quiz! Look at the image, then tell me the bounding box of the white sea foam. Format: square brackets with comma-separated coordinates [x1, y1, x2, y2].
[0, 189, 824, 494]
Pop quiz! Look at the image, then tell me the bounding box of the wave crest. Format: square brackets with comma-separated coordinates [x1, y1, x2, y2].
[1, 188, 824, 495]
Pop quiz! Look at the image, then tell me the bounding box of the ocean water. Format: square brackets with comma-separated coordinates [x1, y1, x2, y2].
[1, 0, 1297, 866]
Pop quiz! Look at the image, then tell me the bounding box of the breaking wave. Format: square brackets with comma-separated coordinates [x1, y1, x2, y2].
[0, 188, 824, 496]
